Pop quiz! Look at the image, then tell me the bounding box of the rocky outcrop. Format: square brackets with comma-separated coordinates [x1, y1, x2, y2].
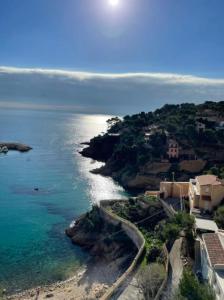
[66, 207, 137, 260]
[80, 134, 120, 162]
[0, 142, 32, 152]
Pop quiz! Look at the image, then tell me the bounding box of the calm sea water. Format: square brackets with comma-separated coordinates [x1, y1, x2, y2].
[0, 109, 127, 293]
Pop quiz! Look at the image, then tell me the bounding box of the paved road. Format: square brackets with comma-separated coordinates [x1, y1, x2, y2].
[118, 238, 183, 300]
[117, 275, 143, 300]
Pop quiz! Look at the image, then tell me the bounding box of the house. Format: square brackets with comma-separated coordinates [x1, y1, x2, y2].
[167, 138, 180, 159]
[196, 121, 206, 133]
[189, 175, 224, 212]
[199, 232, 224, 299]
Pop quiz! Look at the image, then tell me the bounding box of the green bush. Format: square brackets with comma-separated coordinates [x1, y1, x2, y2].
[214, 206, 224, 228]
[179, 269, 215, 300]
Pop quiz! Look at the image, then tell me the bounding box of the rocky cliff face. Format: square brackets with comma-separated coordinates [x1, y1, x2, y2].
[80, 134, 120, 162]
[66, 207, 137, 261]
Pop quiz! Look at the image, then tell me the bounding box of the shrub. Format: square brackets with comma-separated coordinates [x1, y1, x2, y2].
[137, 263, 166, 300]
[214, 206, 224, 228]
[179, 269, 215, 300]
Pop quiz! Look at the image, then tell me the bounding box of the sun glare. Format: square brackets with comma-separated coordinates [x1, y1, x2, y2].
[109, 0, 119, 7]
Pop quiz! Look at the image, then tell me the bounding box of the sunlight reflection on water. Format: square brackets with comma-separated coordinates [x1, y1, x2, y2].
[69, 114, 128, 204]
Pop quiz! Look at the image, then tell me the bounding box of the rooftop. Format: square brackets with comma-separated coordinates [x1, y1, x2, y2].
[196, 175, 223, 186]
[203, 233, 224, 267]
[195, 217, 218, 233]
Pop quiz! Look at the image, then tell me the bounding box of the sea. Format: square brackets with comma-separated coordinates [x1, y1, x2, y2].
[0, 108, 127, 293]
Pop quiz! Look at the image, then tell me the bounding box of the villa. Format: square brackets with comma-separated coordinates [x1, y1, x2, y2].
[189, 175, 224, 212]
[167, 138, 180, 159]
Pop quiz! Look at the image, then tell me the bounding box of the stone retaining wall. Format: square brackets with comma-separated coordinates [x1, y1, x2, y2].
[98, 200, 169, 300]
[99, 200, 145, 300]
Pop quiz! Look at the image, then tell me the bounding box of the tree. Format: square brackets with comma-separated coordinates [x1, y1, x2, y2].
[137, 263, 165, 300]
[214, 206, 224, 228]
[106, 117, 122, 132]
[185, 124, 197, 142]
[179, 269, 215, 300]
[201, 129, 217, 144]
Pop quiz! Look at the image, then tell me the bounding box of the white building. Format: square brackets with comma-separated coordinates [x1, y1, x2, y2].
[200, 232, 224, 299]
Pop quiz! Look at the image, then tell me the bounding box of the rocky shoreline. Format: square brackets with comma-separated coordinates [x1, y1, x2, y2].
[7, 207, 136, 300]
[7, 263, 112, 300]
[66, 206, 137, 261]
[0, 142, 32, 152]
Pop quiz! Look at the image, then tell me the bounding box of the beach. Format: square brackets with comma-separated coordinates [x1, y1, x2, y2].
[7, 255, 130, 300]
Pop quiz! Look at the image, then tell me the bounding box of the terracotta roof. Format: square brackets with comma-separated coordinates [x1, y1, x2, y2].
[196, 175, 222, 186]
[203, 233, 224, 266]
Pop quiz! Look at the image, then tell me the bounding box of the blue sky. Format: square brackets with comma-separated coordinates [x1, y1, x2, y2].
[1, 0, 224, 114]
[1, 0, 224, 76]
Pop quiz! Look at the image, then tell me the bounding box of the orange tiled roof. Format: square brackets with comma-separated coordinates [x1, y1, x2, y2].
[197, 175, 222, 186]
[203, 233, 224, 266]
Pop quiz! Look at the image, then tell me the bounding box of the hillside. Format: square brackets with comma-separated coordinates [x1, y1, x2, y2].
[81, 101, 224, 190]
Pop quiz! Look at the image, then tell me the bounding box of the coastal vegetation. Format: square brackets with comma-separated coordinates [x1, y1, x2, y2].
[214, 205, 224, 228]
[175, 268, 215, 300]
[81, 101, 224, 190]
[137, 263, 166, 300]
[204, 165, 224, 179]
[110, 196, 195, 260]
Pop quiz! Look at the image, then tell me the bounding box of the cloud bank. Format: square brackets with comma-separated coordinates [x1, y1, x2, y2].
[0, 66, 224, 115]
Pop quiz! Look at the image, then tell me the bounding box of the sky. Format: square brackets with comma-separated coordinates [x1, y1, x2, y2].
[1, 0, 224, 114]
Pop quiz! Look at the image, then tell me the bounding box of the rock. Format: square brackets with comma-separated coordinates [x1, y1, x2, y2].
[0, 142, 32, 152]
[45, 293, 54, 298]
[80, 134, 119, 162]
[30, 291, 36, 297]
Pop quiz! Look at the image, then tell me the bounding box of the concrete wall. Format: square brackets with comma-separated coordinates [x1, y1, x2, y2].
[159, 198, 177, 217]
[212, 185, 224, 208]
[99, 200, 146, 300]
[98, 200, 169, 300]
[99, 202, 144, 250]
[160, 182, 189, 199]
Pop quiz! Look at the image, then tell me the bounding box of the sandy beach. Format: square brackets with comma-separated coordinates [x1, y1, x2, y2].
[7, 255, 129, 300]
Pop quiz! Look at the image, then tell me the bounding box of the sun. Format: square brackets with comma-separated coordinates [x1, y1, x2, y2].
[109, 0, 119, 7]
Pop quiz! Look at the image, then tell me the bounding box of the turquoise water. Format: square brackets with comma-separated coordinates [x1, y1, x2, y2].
[0, 109, 127, 293]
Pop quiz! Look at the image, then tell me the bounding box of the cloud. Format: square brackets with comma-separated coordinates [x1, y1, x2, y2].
[0, 66, 224, 114]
